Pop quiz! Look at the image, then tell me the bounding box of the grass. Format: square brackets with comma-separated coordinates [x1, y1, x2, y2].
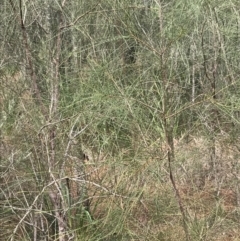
[1, 107, 240, 241]
[1, 0, 240, 240]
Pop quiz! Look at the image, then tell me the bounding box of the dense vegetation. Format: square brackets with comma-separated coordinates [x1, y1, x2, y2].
[1, 0, 240, 240]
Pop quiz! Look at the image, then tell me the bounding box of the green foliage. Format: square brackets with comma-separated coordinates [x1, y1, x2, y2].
[1, 0, 240, 240]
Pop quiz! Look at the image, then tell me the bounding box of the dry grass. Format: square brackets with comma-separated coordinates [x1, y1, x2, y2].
[70, 135, 240, 241]
[1, 123, 240, 240]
